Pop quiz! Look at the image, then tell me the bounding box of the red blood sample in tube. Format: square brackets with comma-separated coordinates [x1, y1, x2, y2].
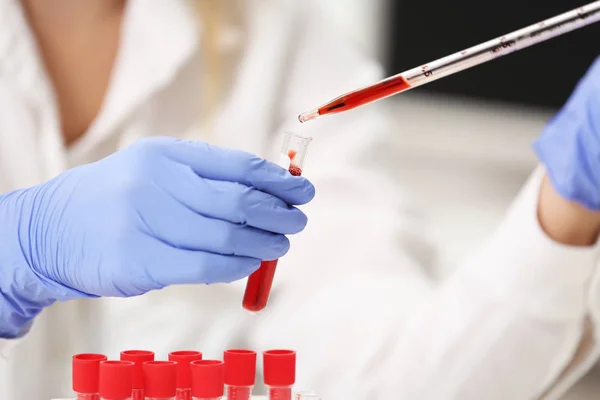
[243, 133, 311, 312]
[243, 259, 278, 312]
[288, 165, 302, 176]
[191, 360, 225, 400]
[99, 361, 134, 400]
[242, 163, 302, 312]
[263, 350, 296, 400]
[120, 350, 155, 400]
[73, 353, 108, 400]
[224, 349, 256, 400]
[144, 361, 178, 400]
[169, 351, 203, 400]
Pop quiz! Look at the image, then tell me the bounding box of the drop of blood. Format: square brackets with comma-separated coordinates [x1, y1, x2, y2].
[288, 165, 302, 176]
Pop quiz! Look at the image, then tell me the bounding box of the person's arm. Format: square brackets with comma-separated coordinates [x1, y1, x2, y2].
[372, 167, 600, 400]
[0, 137, 315, 340]
[538, 174, 600, 246]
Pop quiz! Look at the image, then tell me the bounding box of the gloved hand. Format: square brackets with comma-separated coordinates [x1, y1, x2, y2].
[0, 137, 315, 337]
[534, 56, 600, 210]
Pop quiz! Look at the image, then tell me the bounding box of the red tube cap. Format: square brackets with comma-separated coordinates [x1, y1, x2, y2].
[169, 350, 203, 388]
[120, 350, 154, 389]
[263, 350, 296, 386]
[224, 349, 257, 386]
[191, 360, 224, 398]
[99, 361, 134, 400]
[72, 353, 108, 393]
[143, 361, 177, 398]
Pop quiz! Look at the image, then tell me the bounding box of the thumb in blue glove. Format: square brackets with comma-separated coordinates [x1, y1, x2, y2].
[0, 137, 315, 337]
[533, 56, 600, 210]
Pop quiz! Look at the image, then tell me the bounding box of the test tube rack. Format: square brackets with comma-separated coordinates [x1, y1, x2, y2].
[63, 347, 319, 400]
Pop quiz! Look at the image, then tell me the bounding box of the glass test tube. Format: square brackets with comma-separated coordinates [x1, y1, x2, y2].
[73, 353, 108, 400]
[120, 350, 155, 400]
[99, 360, 134, 400]
[191, 360, 225, 400]
[143, 360, 178, 400]
[242, 133, 313, 312]
[169, 351, 203, 400]
[280, 132, 312, 176]
[223, 349, 257, 400]
[263, 350, 296, 400]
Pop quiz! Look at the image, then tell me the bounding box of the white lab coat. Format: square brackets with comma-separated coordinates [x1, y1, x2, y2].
[1, 0, 600, 399]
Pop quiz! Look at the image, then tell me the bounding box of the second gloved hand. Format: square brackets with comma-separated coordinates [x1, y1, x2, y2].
[534, 56, 600, 210]
[0, 137, 314, 329]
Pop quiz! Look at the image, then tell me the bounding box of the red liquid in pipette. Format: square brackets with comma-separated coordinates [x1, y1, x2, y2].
[243, 152, 302, 312]
[318, 75, 411, 117]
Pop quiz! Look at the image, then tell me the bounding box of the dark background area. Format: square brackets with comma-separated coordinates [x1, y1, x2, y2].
[386, 1, 600, 109]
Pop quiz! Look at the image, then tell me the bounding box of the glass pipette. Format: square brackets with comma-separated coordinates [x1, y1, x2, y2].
[298, 1, 600, 123]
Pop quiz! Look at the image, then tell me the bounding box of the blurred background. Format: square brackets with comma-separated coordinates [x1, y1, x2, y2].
[323, 0, 600, 398]
[14, 0, 599, 398]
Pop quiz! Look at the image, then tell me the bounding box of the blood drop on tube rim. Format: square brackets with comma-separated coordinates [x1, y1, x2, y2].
[169, 351, 203, 400]
[99, 360, 134, 400]
[223, 349, 256, 400]
[263, 350, 296, 400]
[191, 360, 225, 400]
[120, 350, 155, 400]
[242, 133, 312, 312]
[73, 353, 108, 400]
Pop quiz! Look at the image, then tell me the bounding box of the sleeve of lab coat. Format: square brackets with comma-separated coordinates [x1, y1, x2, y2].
[250, 167, 599, 400]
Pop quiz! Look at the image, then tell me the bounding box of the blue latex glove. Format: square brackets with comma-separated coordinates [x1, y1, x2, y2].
[0, 137, 315, 337]
[534, 56, 600, 210]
